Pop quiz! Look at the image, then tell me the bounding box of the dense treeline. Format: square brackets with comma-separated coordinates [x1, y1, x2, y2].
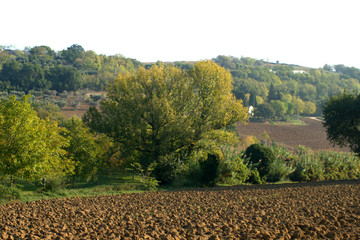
[2, 44, 360, 118]
[212, 55, 360, 117]
[0, 45, 141, 92]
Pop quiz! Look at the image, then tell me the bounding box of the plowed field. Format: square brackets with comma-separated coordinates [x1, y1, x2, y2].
[1, 180, 359, 239]
[237, 118, 349, 152]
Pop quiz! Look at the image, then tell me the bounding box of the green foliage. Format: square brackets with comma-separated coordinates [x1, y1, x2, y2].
[91, 61, 248, 183]
[267, 158, 294, 182]
[219, 146, 250, 184]
[246, 169, 262, 184]
[256, 103, 275, 121]
[151, 156, 184, 185]
[244, 144, 275, 178]
[0, 185, 22, 201]
[62, 118, 112, 185]
[131, 162, 159, 191]
[0, 95, 74, 183]
[320, 152, 360, 180]
[199, 154, 220, 187]
[213, 55, 360, 117]
[0, 45, 141, 93]
[289, 146, 360, 182]
[322, 92, 360, 155]
[266, 144, 295, 182]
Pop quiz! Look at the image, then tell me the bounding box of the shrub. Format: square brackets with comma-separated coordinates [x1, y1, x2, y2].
[218, 146, 250, 184]
[267, 157, 294, 182]
[199, 154, 220, 187]
[246, 168, 262, 184]
[289, 148, 324, 181]
[37, 177, 66, 192]
[151, 155, 185, 186]
[131, 163, 159, 191]
[266, 143, 295, 182]
[244, 144, 275, 178]
[0, 185, 22, 201]
[320, 151, 360, 180]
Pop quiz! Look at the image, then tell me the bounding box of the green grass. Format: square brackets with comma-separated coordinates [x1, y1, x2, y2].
[271, 119, 307, 126]
[0, 172, 147, 205]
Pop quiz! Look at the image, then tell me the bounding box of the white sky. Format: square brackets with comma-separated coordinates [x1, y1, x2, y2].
[2, 0, 360, 68]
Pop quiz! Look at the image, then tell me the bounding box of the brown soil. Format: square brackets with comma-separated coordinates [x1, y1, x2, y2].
[1, 180, 359, 239]
[237, 118, 349, 152]
[61, 103, 91, 119]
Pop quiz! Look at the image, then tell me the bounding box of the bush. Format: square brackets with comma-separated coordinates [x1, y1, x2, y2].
[131, 163, 159, 191]
[267, 157, 294, 182]
[219, 147, 250, 184]
[244, 144, 275, 178]
[151, 156, 183, 186]
[289, 148, 324, 181]
[0, 185, 22, 201]
[199, 154, 220, 187]
[266, 144, 295, 182]
[246, 169, 262, 184]
[37, 177, 66, 192]
[320, 151, 360, 180]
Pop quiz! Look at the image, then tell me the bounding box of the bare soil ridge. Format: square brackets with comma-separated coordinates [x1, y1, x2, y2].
[1, 180, 359, 239]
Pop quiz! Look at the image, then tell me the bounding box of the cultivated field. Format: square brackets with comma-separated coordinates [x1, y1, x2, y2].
[236, 118, 349, 152]
[1, 180, 359, 239]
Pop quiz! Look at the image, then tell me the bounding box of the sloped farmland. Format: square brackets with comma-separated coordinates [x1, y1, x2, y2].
[1, 180, 359, 239]
[237, 118, 349, 152]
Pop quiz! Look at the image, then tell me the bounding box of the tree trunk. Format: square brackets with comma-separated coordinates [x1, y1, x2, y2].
[9, 175, 13, 188]
[72, 175, 76, 189]
[42, 178, 46, 190]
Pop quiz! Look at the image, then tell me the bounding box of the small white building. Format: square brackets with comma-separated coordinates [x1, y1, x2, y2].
[248, 106, 254, 116]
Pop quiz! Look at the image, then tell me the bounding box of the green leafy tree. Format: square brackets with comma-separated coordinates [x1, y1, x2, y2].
[63, 118, 112, 187]
[303, 101, 316, 115]
[86, 61, 248, 183]
[47, 65, 82, 92]
[249, 92, 257, 107]
[0, 95, 73, 186]
[267, 83, 278, 101]
[270, 100, 287, 119]
[323, 92, 360, 155]
[256, 103, 275, 121]
[61, 44, 85, 66]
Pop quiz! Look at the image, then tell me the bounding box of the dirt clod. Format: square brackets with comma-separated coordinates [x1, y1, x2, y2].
[1, 180, 360, 239]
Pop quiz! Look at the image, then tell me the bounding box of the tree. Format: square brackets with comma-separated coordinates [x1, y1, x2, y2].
[270, 100, 287, 119]
[323, 92, 360, 155]
[0, 95, 73, 186]
[256, 103, 275, 121]
[293, 97, 305, 115]
[63, 118, 112, 187]
[249, 92, 257, 107]
[48, 65, 82, 92]
[267, 83, 278, 101]
[303, 101, 316, 115]
[61, 44, 85, 66]
[86, 61, 248, 182]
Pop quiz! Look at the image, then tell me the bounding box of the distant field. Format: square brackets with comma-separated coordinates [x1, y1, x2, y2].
[236, 117, 349, 152]
[61, 102, 91, 119]
[62, 103, 348, 153]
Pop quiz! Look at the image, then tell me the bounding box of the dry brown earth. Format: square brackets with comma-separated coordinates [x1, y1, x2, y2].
[1, 180, 359, 239]
[237, 118, 349, 152]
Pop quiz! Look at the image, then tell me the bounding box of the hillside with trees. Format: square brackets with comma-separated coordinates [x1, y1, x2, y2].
[1, 45, 360, 120]
[1, 46, 360, 205]
[212, 56, 360, 119]
[0, 44, 141, 93]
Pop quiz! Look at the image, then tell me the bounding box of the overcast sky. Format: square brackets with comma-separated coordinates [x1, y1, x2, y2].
[2, 0, 360, 68]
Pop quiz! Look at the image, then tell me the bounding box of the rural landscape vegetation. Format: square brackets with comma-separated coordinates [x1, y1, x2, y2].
[0, 44, 360, 239]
